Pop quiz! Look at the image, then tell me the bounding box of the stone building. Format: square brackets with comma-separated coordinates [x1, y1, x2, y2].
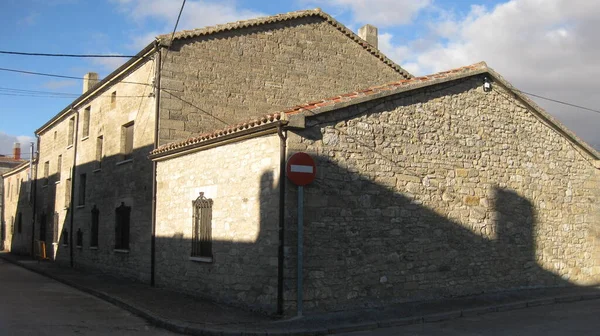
[150, 62, 600, 314]
[0, 144, 28, 251]
[26, 9, 410, 282]
[1, 161, 33, 255]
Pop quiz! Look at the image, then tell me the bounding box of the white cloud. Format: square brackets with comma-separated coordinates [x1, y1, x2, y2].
[0, 133, 35, 159]
[379, 0, 600, 149]
[307, 0, 431, 26]
[112, 0, 266, 49]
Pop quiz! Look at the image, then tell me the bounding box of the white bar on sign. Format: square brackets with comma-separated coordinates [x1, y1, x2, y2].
[290, 165, 313, 173]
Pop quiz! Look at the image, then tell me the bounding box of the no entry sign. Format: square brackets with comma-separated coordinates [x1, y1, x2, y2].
[286, 152, 316, 186]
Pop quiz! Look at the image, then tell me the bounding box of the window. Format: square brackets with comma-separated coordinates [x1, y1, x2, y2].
[95, 136, 103, 170]
[65, 178, 72, 208]
[115, 202, 130, 250]
[192, 192, 213, 259]
[111, 91, 117, 109]
[10, 217, 14, 235]
[17, 212, 22, 234]
[43, 161, 49, 186]
[68, 117, 75, 147]
[53, 212, 59, 243]
[7, 181, 10, 200]
[91, 206, 99, 248]
[62, 229, 69, 245]
[78, 174, 86, 206]
[76, 228, 83, 247]
[40, 213, 47, 241]
[82, 106, 90, 138]
[54, 131, 57, 140]
[121, 122, 134, 160]
[57, 155, 62, 181]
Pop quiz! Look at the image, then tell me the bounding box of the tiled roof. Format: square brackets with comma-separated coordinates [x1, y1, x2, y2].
[151, 113, 284, 156]
[158, 8, 411, 79]
[150, 61, 600, 161]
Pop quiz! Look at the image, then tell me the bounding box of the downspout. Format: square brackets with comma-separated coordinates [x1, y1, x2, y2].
[150, 41, 161, 286]
[276, 122, 287, 315]
[69, 108, 80, 268]
[29, 141, 36, 257]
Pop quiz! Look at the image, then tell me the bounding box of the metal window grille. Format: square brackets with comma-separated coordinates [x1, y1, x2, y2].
[91, 206, 99, 247]
[192, 192, 213, 258]
[115, 202, 130, 250]
[53, 212, 59, 243]
[76, 228, 83, 247]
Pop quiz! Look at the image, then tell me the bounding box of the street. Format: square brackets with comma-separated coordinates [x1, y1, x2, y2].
[0, 258, 175, 335]
[342, 298, 600, 335]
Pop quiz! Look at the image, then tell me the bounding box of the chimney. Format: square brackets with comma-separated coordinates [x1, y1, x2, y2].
[13, 142, 21, 161]
[83, 72, 99, 93]
[358, 24, 378, 49]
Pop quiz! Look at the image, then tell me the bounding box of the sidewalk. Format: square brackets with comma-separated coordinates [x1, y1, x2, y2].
[2, 252, 600, 336]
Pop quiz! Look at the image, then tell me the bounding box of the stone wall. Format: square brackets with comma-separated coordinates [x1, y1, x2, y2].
[2, 165, 34, 255]
[35, 57, 156, 280]
[158, 16, 404, 145]
[284, 75, 600, 312]
[155, 134, 281, 313]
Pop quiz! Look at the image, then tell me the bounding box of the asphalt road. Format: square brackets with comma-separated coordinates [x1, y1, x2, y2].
[342, 298, 600, 336]
[0, 258, 175, 335]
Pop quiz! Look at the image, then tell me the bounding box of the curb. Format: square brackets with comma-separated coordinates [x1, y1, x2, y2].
[2, 255, 600, 335]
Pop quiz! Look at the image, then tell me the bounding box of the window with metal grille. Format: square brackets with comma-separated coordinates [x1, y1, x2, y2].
[78, 174, 86, 206]
[82, 106, 90, 138]
[62, 229, 68, 245]
[76, 228, 83, 247]
[121, 122, 134, 160]
[53, 212, 59, 243]
[115, 202, 130, 250]
[68, 117, 75, 147]
[40, 213, 47, 241]
[192, 193, 213, 258]
[17, 212, 22, 234]
[90, 206, 99, 248]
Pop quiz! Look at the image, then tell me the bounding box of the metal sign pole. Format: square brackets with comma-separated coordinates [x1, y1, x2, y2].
[297, 185, 304, 317]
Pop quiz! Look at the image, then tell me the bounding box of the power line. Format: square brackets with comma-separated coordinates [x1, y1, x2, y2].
[514, 89, 600, 115]
[0, 67, 152, 86]
[162, 0, 186, 68]
[0, 50, 139, 58]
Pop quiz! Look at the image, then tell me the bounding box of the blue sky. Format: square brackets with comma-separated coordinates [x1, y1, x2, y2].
[2, 0, 599, 156]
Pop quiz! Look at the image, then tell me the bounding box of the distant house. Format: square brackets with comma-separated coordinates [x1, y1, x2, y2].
[150, 62, 600, 314]
[0, 144, 28, 251]
[23, 9, 410, 282]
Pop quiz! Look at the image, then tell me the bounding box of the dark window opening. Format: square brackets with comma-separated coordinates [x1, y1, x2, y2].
[43, 161, 49, 186]
[40, 213, 47, 241]
[17, 212, 22, 234]
[91, 206, 99, 248]
[121, 122, 134, 160]
[76, 228, 83, 247]
[115, 202, 130, 250]
[57, 155, 62, 181]
[78, 174, 86, 206]
[95, 136, 103, 170]
[111, 91, 117, 109]
[192, 192, 213, 258]
[62, 229, 69, 245]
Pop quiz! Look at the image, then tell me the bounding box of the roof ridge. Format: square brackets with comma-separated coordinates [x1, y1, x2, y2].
[157, 8, 412, 79]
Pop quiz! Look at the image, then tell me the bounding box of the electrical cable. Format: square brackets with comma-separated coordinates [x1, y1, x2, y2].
[0, 67, 152, 86]
[0, 50, 139, 58]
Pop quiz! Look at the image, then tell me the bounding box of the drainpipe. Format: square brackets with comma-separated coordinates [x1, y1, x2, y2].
[69, 108, 80, 268]
[276, 122, 287, 315]
[150, 41, 161, 286]
[29, 141, 36, 257]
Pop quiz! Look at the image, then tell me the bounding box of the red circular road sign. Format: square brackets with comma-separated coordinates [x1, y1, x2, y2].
[286, 152, 317, 186]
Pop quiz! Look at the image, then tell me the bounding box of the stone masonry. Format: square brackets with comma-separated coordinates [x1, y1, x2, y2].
[155, 134, 281, 313]
[283, 75, 600, 312]
[2, 163, 34, 255]
[158, 14, 405, 145]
